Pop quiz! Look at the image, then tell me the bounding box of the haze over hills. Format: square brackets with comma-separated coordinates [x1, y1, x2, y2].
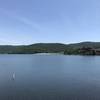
[0, 41, 100, 55]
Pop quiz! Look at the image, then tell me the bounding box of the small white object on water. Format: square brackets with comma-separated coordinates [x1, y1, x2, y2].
[12, 73, 15, 80]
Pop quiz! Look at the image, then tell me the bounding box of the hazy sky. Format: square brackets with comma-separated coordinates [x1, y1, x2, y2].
[0, 0, 100, 45]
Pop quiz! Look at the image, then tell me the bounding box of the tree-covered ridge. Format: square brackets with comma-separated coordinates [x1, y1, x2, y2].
[0, 43, 67, 54]
[0, 42, 100, 55]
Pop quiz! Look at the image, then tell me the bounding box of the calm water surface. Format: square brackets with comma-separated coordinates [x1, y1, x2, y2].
[0, 54, 100, 100]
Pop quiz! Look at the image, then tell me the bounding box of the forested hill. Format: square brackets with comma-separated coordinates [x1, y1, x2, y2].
[0, 43, 67, 54]
[0, 42, 100, 55]
[67, 42, 100, 49]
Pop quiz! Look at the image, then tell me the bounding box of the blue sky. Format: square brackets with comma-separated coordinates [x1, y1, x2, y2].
[0, 0, 100, 45]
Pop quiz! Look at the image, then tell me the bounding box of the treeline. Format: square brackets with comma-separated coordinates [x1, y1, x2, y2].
[0, 42, 100, 55]
[0, 43, 67, 54]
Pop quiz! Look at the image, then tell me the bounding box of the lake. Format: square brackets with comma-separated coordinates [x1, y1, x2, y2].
[0, 54, 100, 100]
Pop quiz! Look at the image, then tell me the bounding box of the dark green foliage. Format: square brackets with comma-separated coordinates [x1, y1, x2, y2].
[0, 43, 67, 54]
[0, 42, 100, 55]
[68, 42, 100, 49]
[64, 49, 79, 55]
[79, 47, 96, 55]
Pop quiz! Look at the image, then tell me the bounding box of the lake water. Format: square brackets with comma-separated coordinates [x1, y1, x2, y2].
[0, 55, 100, 100]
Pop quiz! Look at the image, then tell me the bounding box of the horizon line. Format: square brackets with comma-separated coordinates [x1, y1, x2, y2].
[0, 41, 99, 46]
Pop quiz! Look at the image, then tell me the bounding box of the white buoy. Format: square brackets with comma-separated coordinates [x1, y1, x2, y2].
[12, 73, 15, 80]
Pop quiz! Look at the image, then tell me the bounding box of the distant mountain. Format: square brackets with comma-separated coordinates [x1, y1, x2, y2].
[65, 42, 100, 55]
[29, 43, 67, 53]
[0, 42, 100, 55]
[68, 42, 100, 49]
